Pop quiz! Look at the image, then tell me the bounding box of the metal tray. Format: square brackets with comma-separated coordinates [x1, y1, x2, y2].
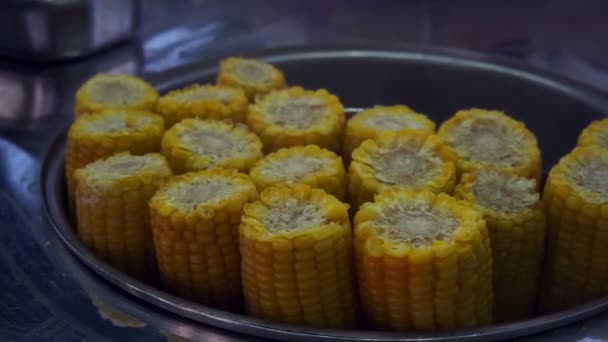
[42, 46, 608, 341]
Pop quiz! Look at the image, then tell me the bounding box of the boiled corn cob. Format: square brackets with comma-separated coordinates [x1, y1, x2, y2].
[354, 189, 493, 330]
[247, 87, 345, 153]
[161, 118, 263, 174]
[74, 152, 172, 281]
[541, 146, 608, 312]
[455, 168, 545, 322]
[74, 74, 159, 118]
[348, 130, 457, 210]
[343, 105, 435, 164]
[437, 108, 541, 183]
[65, 109, 165, 203]
[149, 169, 258, 309]
[577, 118, 608, 149]
[240, 184, 357, 328]
[216, 57, 286, 101]
[156, 84, 249, 127]
[249, 145, 346, 200]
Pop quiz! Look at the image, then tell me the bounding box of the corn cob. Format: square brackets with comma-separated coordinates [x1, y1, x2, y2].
[249, 145, 346, 200]
[343, 105, 435, 164]
[161, 118, 263, 174]
[74, 74, 159, 118]
[577, 118, 608, 149]
[65, 109, 165, 203]
[156, 84, 249, 127]
[437, 108, 541, 183]
[149, 169, 258, 309]
[541, 146, 608, 312]
[348, 130, 457, 211]
[216, 57, 286, 101]
[240, 183, 356, 328]
[454, 168, 545, 322]
[74, 152, 172, 281]
[247, 87, 345, 154]
[354, 189, 493, 331]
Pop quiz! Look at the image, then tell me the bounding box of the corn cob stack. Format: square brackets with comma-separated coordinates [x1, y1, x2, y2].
[240, 184, 357, 328]
[577, 118, 608, 149]
[149, 169, 258, 309]
[156, 84, 249, 127]
[74, 152, 172, 281]
[216, 57, 286, 101]
[541, 146, 608, 312]
[247, 87, 345, 153]
[65, 109, 165, 203]
[161, 118, 263, 174]
[354, 189, 493, 330]
[343, 105, 435, 164]
[249, 145, 346, 200]
[454, 168, 545, 322]
[437, 108, 541, 183]
[348, 130, 457, 210]
[74, 74, 159, 118]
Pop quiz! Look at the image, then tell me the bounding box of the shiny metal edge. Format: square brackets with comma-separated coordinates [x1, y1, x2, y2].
[42, 46, 608, 341]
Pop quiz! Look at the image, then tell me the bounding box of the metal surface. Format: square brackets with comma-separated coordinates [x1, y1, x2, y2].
[0, 0, 139, 61]
[42, 46, 608, 341]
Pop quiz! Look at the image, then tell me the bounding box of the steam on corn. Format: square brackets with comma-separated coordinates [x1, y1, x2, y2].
[74, 152, 172, 281]
[577, 118, 608, 149]
[249, 145, 346, 200]
[240, 184, 357, 328]
[156, 84, 249, 127]
[354, 190, 493, 331]
[74, 74, 159, 118]
[161, 118, 263, 174]
[541, 146, 608, 312]
[216, 57, 286, 101]
[343, 105, 435, 164]
[149, 169, 258, 309]
[437, 108, 542, 183]
[247, 87, 345, 153]
[455, 168, 545, 322]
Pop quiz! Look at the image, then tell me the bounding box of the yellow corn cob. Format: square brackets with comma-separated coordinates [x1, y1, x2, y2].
[149, 169, 258, 309]
[216, 57, 286, 101]
[454, 168, 545, 322]
[343, 105, 435, 164]
[437, 108, 542, 183]
[348, 130, 457, 211]
[156, 84, 249, 127]
[161, 118, 263, 174]
[240, 184, 356, 328]
[247, 87, 345, 154]
[249, 145, 346, 200]
[65, 109, 165, 203]
[540, 146, 608, 313]
[354, 190, 493, 331]
[577, 118, 608, 149]
[74, 74, 159, 118]
[74, 152, 172, 281]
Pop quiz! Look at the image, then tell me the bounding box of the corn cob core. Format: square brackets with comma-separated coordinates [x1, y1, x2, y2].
[74, 152, 172, 281]
[343, 105, 435, 164]
[455, 168, 545, 322]
[65, 110, 165, 202]
[74, 74, 159, 118]
[354, 190, 493, 331]
[348, 131, 456, 210]
[216, 57, 286, 100]
[161, 118, 263, 174]
[249, 145, 346, 200]
[438, 108, 541, 182]
[239, 184, 357, 328]
[156, 84, 248, 127]
[577, 119, 608, 149]
[247, 87, 345, 153]
[149, 169, 257, 309]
